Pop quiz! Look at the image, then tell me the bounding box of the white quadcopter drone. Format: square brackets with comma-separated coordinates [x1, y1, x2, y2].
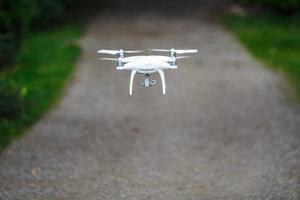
[97, 48, 197, 95]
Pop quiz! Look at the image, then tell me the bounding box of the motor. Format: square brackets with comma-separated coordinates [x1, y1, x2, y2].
[140, 74, 156, 87]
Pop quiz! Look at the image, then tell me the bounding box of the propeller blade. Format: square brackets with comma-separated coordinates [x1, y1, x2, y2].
[97, 49, 119, 55]
[176, 56, 191, 59]
[150, 48, 170, 52]
[176, 49, 198, 54]
[97, 49, 144, 55]
[150, 48, 198, 54]
[124, 50, 144, 53]
[98, 58, 119, 61]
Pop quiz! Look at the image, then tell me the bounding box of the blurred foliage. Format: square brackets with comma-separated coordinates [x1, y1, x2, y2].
[0, 0, 80, 67]
[225, 14, 300, 96]
[0, 23, 83, 150]
[241, 0, 300, 12]
[0, 80, 26, 118]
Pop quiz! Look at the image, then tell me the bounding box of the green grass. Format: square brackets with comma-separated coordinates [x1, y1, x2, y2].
[0, 23, 84, 150]
[225, 14, 300, 95]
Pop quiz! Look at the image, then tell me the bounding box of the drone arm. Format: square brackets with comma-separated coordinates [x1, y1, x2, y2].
[158, 69, 166, 95]
[129, 70, 137, 96]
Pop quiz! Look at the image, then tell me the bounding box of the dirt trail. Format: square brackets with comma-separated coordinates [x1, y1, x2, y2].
[1, 8, 300, 200]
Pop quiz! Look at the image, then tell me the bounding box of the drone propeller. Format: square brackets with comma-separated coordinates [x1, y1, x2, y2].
[150, 48, 198, 54]
[124, 50, 144, 53]
[97, 49, 144, 55]
[176, 56, 191, 59]
[98, 58, 119, 61]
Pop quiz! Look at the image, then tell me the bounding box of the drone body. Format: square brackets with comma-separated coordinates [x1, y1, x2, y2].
[98, 49, 197, 95]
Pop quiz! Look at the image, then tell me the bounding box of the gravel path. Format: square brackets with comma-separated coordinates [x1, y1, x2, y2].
[1, 6, 300, 200]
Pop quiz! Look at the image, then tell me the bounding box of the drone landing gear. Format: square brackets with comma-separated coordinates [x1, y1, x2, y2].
[140, 74, 156, 87]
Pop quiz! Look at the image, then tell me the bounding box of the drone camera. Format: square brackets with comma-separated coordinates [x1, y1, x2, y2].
[140, 79, 156, 87]
[140, 74, 156, 87]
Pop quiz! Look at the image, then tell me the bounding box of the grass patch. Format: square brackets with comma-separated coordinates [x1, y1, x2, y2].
[0, 23, 84, 150]
[224, 14, 300, 95]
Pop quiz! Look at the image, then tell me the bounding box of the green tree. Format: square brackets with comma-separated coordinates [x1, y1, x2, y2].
[242, 0, 300, 11]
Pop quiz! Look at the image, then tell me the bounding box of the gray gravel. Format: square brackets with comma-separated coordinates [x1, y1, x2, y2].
[1, 8, 300, 200]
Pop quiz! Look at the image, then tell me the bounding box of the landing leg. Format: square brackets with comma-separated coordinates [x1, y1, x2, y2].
[158, 69, 166, 95]
[129, 70, 136, 96]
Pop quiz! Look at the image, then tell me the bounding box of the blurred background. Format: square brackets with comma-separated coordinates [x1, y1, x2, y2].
[2, 0, 300, 150]
[1, 0, 300, 149]
[0, 0, 300, 199]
